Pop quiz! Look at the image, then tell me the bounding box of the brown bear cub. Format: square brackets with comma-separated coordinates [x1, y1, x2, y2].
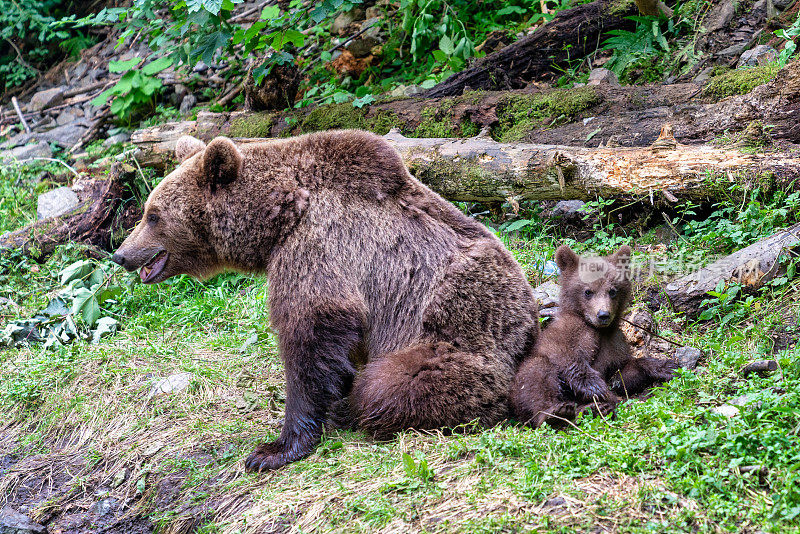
[112, 130, 539, 471]
[510, 245, 678, 428]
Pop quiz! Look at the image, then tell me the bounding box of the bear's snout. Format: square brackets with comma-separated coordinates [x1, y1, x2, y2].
[597, 310, 611, 326]
[111, 251, 127, 269]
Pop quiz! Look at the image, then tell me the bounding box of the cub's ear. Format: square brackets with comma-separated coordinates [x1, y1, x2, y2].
[611, 245, 632, 264]
[555, 245, 579, 274]
[201, 137, 243, 192]
[175, 136, 206, 163]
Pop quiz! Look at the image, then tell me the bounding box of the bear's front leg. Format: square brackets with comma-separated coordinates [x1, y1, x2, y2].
[612, 357, 679, 397]
[245, 307, 362, 472]
[563, 358, 618, 405]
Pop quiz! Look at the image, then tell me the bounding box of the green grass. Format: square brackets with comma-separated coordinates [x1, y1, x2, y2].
[1, 164, 800, 533]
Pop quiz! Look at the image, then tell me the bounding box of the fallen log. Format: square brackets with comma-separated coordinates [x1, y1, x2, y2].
[422, 0, 638, 97]
[131, 124, 800, 204]
[665, 222, 800, 316]
[0, 163, 141, 260]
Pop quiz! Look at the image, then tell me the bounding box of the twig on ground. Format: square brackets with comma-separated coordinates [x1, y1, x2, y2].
[11, 97, 31, 133]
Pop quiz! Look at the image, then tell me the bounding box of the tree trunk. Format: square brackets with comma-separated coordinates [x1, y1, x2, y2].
[0, 163, 141, 260]
[131, 125, 800, 203]
[422, 0, 639, 97]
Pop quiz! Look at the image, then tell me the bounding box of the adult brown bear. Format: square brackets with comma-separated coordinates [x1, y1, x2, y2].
[112, 130, 539, 471]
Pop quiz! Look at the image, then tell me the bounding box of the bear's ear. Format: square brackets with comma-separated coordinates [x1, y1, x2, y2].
[175, 136, 206, 163]
[555, 245, 579, 274]
[201, 137, 243, 192]
[611, 245, 632, 264]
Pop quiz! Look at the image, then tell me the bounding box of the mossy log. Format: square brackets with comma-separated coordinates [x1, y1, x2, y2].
[665, 222, 800, 317]
[0, 163, 141, 260]
[131, 125, 800, 204]
[422, 0, 638, 97]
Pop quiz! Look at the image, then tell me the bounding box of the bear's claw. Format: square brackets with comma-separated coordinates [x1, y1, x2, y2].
[244, 439, 313, 472]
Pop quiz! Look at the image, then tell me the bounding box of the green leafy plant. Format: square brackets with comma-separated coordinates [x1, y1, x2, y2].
[775, 12, 800, 67]
[92, 56, 173, 121]
[0, 259, 126, 349]
[602, 16, 671, 78]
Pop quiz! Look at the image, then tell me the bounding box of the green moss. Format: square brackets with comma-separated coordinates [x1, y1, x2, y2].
[494, 86, 601, 142]
[703, 64, 779, 99]
[228, 112, 275, 138]
[412, 107, 456, 138]
[298, 103, 400, 135]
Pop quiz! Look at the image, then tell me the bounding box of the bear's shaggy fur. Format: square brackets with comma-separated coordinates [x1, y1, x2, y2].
[510, 245, 677, 428]
[113, 130, 539, 470]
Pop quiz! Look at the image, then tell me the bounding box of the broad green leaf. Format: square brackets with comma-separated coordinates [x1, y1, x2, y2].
[504, 219, 532, 232]
[91, 317, 119, 344]
[402, 453, 416, 476]
[260, 5, 280, 19]
[59, 260, 94, 285]
[108, 57, 143, 73]
[439, 35, 454, 56]
[142, 56, 173, 76]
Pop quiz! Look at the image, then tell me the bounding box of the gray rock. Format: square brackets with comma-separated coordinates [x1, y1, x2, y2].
[737, 45, 778, 68]
[551, 200, 586, 218]
[0, 505, 46, 534]
[331, 8, 364, 35]
[149, 372, 193, 398]
[532, 280, 560, 307]
[111, 467, 128, 488]
[28, 87, 64, 112]
[179, 94, 197, 116]
[718, 42, 750, 57]
[103, 132, 131, 147]
[72, 62, 88, 79]
[193, 61, 209, 73]
[56, 107, 81, 126]
[675, 346, 702, 369]
[91, 498, 118, 517]
[694, 66, 715, 84]
[87, 67, 105, 80]
[346, 36, 381, 58]
[0, 141, 52, 163]
[588, 68, 621, 87]
[712, 404, 740, 417]
[36, 120, 90, 147]
[361, 17, 383, 40]
[37, 187, 80, 220]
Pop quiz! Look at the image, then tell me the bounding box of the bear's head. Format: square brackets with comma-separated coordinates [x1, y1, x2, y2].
[112, 136, 246, 283]
[555, 244, 632, 329]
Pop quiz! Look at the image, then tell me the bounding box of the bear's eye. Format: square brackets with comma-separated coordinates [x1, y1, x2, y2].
[147, 213, 160, 225]
[609, 288, 618, 298]
[584, 289, 594, 299]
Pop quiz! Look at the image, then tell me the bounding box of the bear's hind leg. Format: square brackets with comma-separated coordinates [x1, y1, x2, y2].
[510, 356, 571, 428]
[245, 306, 362, 472]
[612, 357, 679, 398]
[353, 341, 512, 439]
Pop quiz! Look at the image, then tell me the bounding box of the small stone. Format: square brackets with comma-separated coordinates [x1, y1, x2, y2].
[365, 5, 382, 18]
[694, 66, 714, 84]
[36, 121, 90, 147]
[737, 45, 778, 68]
[91, 498, 118, 516]
[551, 200, 586, 218]
[37, 187, 79, 220]
[193, 61, 209, 73]
[149, 372, 193, 398]
[0, 141, 52, 163]
[675, 346, 702, 369]
[142, 441, 164, 457]
[712, 404, 740, 417]
[179, 94, 197, 116]
[56, 107, 81, 126]
[28, 87, 64, 112]
[103, 132, 131, 147]
[346, 36, 381, 58]
[111, 468, 128, 488]
[331, 8, 364, 35]
[544, 496, 566, 507]
[587, 68, 621, 87]
[0, 505, 46, 534]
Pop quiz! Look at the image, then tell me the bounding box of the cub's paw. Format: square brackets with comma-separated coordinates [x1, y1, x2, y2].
[244, 439, 313, 472]
[532, 402, 577, 428]
[578, 400, 617, 419]
[644, 358, 681, 381]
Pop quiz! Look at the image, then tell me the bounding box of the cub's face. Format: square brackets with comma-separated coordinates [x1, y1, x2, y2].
[555, 244, 632, 328]
[112, 136, 241, 283]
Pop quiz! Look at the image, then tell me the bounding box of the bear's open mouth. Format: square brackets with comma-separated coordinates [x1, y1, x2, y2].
[140, 251, 169, 283]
